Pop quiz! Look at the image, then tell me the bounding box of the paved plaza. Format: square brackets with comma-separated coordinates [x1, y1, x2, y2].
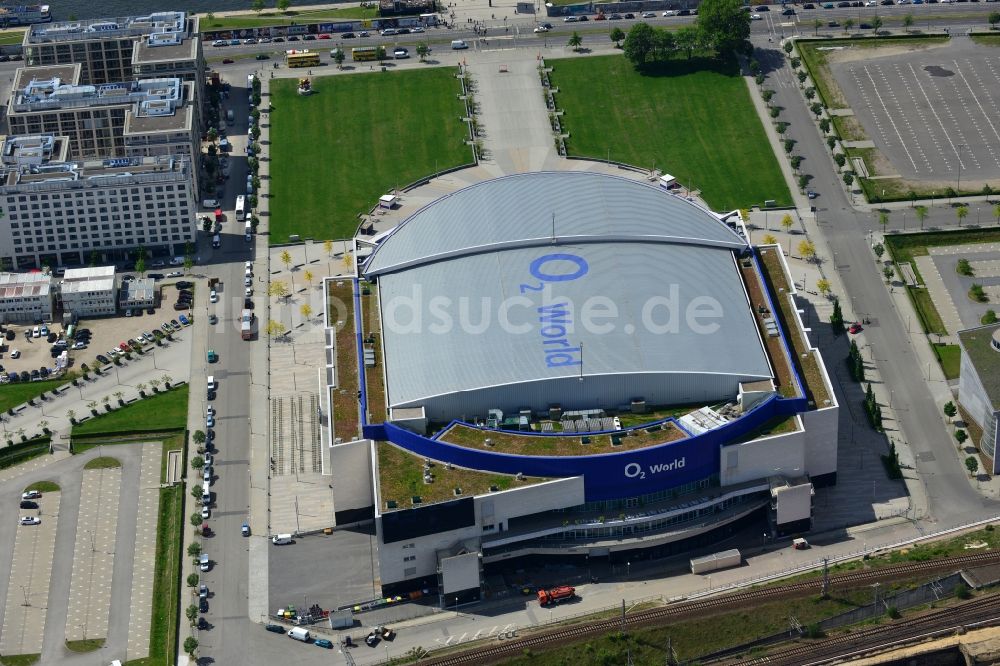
[125, 444, 162, 661]
[832, 38, 1000, 183]
[64, 466, 121, 644]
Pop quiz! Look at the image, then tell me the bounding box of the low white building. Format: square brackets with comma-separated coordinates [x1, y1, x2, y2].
[120, 277, 155, 311]
[0, 272, 52, 323]
[60, 266, 116, 317]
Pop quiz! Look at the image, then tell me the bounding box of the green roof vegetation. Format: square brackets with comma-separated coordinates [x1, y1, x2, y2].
[958, 324, 1000, 409]
[377, 441, 547, 510]
[439, 422, 686, 457]
[758, 248, 832, 408]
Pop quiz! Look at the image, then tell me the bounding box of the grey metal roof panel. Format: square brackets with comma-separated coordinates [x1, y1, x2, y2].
[379, 241, 771, 409]
[364, 171, 747, 276]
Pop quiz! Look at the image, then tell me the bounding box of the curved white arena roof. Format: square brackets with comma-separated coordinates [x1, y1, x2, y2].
[363, 171, 748, 277]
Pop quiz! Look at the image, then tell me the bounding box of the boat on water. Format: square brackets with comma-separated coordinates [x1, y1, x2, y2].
[0, 4, 52, 26]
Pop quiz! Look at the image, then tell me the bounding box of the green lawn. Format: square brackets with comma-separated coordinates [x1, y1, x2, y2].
[201, 7, 379, 31]
[0, 377, 75, 415]
[144, 485, 183, 666]
[25, 480, 59, 493]
[65, 638, 104, 653]
[933, 343, 961, 379]
[83, 456, 121, 470]
[550, 54, 791, 210]
[0, 30, 25, 46]
[268, 69, 471, 242]
[0, 655, 39, 666]
[72, 385, 189, 437]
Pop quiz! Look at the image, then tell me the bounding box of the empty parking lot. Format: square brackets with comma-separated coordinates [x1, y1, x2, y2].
[832, 40, 1000, 183]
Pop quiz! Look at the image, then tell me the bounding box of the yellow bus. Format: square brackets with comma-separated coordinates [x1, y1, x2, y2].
[352, 46, 380, 62]
[286, 50, 320, 68]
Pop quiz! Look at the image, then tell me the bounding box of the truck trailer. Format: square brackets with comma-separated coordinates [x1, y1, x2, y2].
[690, 548, 741, 575]
[240, 309, 254, 340]
[537, 586, 576, 606]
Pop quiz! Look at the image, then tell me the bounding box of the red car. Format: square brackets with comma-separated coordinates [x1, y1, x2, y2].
[318, 33, 331, 39]
[848, 322, 863, 334]
[119, 342, 129, 351]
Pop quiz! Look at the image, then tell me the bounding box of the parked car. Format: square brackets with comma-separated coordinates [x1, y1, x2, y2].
[265, 624, 285, 633]
[20, 516, 40, 525]
[21, 490, 40, 500]
[222, 58, 234, 64]
[10, 350, 19, 359]
[96, 354, 110, 364]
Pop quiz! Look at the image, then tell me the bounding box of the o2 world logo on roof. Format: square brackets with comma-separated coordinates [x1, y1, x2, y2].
[518, 253, 589, 369]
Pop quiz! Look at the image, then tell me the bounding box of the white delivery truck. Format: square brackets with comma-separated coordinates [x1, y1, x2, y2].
[287, 627, 310, 642]
[272, 533, 293, 545]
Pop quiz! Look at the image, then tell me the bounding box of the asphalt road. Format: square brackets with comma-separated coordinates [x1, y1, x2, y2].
[192, 76, 260, 665]
[753, 35, 1000, 525]
[202, 2, 1000, 65]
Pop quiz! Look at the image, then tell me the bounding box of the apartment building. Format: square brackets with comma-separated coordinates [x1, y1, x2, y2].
[0, 272, 52, 323]
[22, 12, 203, 86]
[0, 134, 197, 269]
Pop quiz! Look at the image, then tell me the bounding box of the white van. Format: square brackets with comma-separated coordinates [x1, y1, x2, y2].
[451, 39, 468, 49]
[202, 199, 219, 208]
[202, 489, 211, 505]
[272, 533, 293, 545]
[207, 376, 215, 394]
[287, 627, 310, 642]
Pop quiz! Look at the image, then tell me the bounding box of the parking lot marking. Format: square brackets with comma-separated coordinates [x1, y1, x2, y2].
[860, 65, 919, 172]
[0, 494, 60, 655]
[951, 60, 1000, 170]
[65, 467, 121, 642]
[907, 62, 969, 173]
[125, 445, 162, 660]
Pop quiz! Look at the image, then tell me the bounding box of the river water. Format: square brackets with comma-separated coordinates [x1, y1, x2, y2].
[39, 0, 333, 22]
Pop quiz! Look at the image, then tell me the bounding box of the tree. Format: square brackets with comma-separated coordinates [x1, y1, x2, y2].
[957, 258, 974, 276]
[251, 0, 265, 15]
[780, 213, 794, 235]
[278, 0, 291, 12]
[762, 234, 778, 245]
[415, 42, 429, 62]
[990, 11, 1000, 28]
[194, 430, 206, 445]
[323, 239, 334, 256]
[915, 205, 929, 230]
[190, 513, 202, 527]
[187, 542, 202, 558]
[697, 0, 751, 55]
[799, 239, 817, 262]
[187, 573, 200, 587]
[983, 309, 998, 325]
[202, 218, 212, 233]
[675, 26, 700, 59]
[957, 204, 969, 227]
[186, 604, 199, 626]
[184, 636, 199, 657]
[966, 455, 979, 476]
[280, 250, 292, 272]
[303, 270, 314, 289]
[191, 484, 203, 500]
[817, 278, 832, 297]
[113, 390, 124, 405]
[844, 17, 854, 33]
[813, 18, 823, 35]
[300, 303, 313, 321]
[623, 22, 657, 65]
[883, 265, 895, 283]
[134, 248, 146, 276]
[191, 456, 204, 470]
[136, 382, 147, 396]
[149, 378, 161, 392]
[609, 27, 625, 47]
[831, 298, 844, 333]
[267, 319, 287, 338]
[568, 31, 582, 51]
[783, 40, 794, 54]
[903, 13, 914, 32]
[268, 280, 289, 301]
[871, 16, 883, 33]
[376, 45, 387, 61]
[878, 210, 890, 233]
[944, 401, 957, 419]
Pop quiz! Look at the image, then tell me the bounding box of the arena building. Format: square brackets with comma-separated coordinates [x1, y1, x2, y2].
[324, 172, 838, 602]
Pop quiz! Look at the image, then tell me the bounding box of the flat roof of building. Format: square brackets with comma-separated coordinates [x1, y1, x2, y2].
[959, 323, 1000, 410]
[123, 101, 192, 135]
[13, 64, 79, 91]
[133, 35, 198, 65]
[378, 240, 771, 411]
[121, 277, 154, 302]
[1, 153, 189, 189]
[63, 266, 114, 281]
[26, 11, 190, 44]
[0, 272, 50, 299]
[363, 171, 748, 277]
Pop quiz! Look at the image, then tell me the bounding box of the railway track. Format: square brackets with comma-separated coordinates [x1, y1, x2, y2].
[732, 592, 1000, 665]
[422, 549, 1000, 666]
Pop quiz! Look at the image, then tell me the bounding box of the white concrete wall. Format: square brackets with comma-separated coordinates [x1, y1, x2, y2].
[720, 427, 806, 486]
[329, 439, 374, 519]
[801, 405, 838, 479]
[775, 482, 812, 525]
[440, 551, 480, 594]
[378, 476, 584, 586]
